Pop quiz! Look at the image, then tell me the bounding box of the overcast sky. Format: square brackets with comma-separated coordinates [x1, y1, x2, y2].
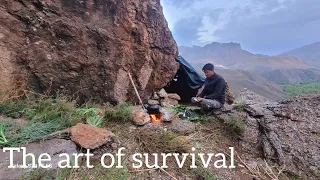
[161, 0, 320, 55]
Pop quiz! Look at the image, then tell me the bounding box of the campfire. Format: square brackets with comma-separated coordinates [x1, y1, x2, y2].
[149, 113, 162, 123]
[128, 73, 178, 126]
[147, 105, 163, 123]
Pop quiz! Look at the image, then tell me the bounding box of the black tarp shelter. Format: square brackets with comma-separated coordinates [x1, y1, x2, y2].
[165, 55, 205, 102]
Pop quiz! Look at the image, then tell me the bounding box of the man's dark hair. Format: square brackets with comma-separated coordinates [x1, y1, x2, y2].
[202, 63, 214, 71]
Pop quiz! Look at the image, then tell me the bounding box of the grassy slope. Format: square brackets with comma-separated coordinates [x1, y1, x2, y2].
[281, 81, 320, 98]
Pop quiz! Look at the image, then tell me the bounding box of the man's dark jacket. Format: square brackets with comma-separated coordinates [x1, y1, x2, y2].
[197, 73, 226, 104]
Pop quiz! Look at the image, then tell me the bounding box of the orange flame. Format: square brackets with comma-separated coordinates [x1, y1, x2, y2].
[150, 113, 162, 123]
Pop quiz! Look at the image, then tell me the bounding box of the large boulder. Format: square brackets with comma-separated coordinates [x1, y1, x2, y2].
[0, 0, 179, 103]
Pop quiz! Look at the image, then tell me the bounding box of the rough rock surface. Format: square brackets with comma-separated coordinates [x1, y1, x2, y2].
[71, 123, 116, 149]
[0, 0, 179, 103]
[147, 99, 159, 105]
[217, 91, 320, 179]
[167, 93, 181, 100]
[159, 107, 175, 122]
[157, 88, 168, 98]
[151, 92, 160, 100]
[0, 139, 77, 180]
[160, 97, 179, 107]
[131, 106, 150, 125]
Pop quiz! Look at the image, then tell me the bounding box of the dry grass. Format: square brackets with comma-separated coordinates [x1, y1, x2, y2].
[0, 78, 28, 104]
[236, 154, 291, 180]
[135, 128, 191, 154]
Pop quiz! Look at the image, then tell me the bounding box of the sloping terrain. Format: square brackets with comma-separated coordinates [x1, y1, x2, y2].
[179, 42, 311, 73]
[280, 42, 320, 67]
[261, 68, 320, 83]
[216, 69, 284, 100]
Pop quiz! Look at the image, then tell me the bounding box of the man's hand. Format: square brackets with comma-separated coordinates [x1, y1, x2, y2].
[196, 97, 204, 102]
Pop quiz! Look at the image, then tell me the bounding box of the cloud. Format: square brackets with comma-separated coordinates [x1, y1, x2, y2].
[215, 0, 320, 54]
[161, 0, 320, 55]
[163, 0, 204, 8]
[172, 16, 204, 46]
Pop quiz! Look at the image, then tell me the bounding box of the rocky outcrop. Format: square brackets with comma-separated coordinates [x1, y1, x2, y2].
[0, 0, 178, 103]
[220, 91, 320, 179]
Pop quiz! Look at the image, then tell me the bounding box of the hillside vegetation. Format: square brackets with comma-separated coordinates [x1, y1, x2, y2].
[281, 81, 320, 97]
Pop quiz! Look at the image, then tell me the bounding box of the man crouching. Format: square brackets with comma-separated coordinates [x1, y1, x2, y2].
[191, 63, 226, 111]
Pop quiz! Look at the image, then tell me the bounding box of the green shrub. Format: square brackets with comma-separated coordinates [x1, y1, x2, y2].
[28, 97, 78, 127]
[0, 98, 30, 118]
[76, 107, 105, 127]
[168, 105, 187, 113]
[0, 95, 80, 147]
[234, 103, 245, 111]
[191, 168, 218, 180]
[234, 94, 245, 111]
[223, 116, 246, 136]
[281, 82, 320, 98]
[104, 103, 132, 122]
[6, 120, 62, 147]
[76, 107, 100, 117]
[0, 120, 8, 144]
[86, 116, 104, 127]
[188, 115, 211, 122]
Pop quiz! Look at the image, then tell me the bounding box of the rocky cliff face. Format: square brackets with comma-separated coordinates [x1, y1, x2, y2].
[0, 0, 179, 103]
[218, 91, 320, 179]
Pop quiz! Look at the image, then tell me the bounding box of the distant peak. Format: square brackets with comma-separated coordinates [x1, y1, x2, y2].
[206, 41, 241, 47]
[179, 42, 242, 49]
[200, 42, 242, 50]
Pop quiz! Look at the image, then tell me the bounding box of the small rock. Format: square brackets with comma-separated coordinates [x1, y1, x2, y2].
[131, 106, 150, 126]
[157, 88, 168, 98]
[160, 107, 176, 122]
[148, 99, 160, 105]
[167, 93, 181, 100]
[71, 123, 116, 149]
[111, 143, 118, 150]
[160, 97, 179, 107]
[151, 92, 160, 100]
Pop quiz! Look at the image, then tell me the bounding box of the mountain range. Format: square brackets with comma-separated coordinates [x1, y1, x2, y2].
[280, 42, 320, 68]
[178, 42, 320, 99]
